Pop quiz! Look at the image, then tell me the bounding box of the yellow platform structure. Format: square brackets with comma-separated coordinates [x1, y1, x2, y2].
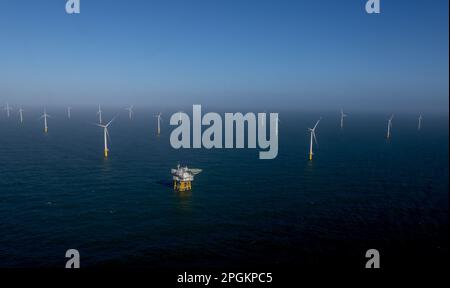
[174, 180, 192, 192]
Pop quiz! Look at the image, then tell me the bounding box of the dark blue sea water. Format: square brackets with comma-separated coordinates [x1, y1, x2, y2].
[0, 108, 448, 268]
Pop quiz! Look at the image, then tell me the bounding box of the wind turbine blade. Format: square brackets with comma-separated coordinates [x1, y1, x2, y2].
[313, 119, 321, 130]
[105, 114, 119, 127]
[313, 132, 318, 146]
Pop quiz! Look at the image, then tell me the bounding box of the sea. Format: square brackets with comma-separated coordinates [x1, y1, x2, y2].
[0, 108, 448, 269]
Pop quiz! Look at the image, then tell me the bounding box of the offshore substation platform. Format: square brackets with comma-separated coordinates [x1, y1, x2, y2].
[171, 164, 202, 192]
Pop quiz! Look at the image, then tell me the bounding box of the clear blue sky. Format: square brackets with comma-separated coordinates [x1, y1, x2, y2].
[0, 0, 448, 112]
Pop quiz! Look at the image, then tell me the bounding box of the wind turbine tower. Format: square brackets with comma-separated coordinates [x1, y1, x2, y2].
[155, 113, 162, 135]
[340, 109, 348, 129]
[308, 118, 321, 160]
[418, 114, 423, 131]
[5, 103, 12, 118]
[18, 108, 24, 124]
[387, 115, 394, 139]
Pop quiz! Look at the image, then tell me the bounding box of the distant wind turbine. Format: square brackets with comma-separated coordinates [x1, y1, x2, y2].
[418, 114, 423, 131]
[386, 114, 394, 139]
[340, 109, 348, 129]
[97, 117, 116, 158]
[125, 105, 134, 120]
[67, 107, 72, 119]
[97, 105, 103, 124]
[40, 109, 51, 133]
[308, 118, 321, 161]
[155, 113, 162, 135]
[4, 103, 12, 118]
[18, 108, 24, 124]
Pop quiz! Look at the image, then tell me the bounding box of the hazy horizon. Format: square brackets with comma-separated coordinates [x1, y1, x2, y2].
[0, 0, 448, 114]
[1, 105, 449, 119]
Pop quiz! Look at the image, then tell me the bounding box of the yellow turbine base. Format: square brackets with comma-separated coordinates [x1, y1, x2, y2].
[104, 149, 109, 158]
[174, 180, 192, 192]
[44, 128, 48, 133]
[309, 154, 313, 161]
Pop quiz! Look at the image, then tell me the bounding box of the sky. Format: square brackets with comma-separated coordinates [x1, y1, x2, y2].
[0, 0, 448, 113]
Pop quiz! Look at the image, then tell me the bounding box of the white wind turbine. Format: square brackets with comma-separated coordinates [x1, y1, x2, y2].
[125, 105, 134, 120]
[340, 109, 348, 129]
[40, 109, 51, 133]
[97, 117, 116, 158]
[67, 107, 72, 119]
[386, 114, 394, 139]
[418, 114, 423, 131]
[308, 118, 321, 161]
[97, 105, 103, 124]
[4, 103, 12, 118]
[18, 107, 24, 124]
[155, 112, 162, 135]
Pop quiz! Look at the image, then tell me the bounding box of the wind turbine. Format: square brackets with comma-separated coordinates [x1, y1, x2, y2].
[125, 105, 134, 120]
[340, 109, 348, 129]
[308, 118, 321, 161]
[97, 105, 103, 124]
[386, 114, 394, 139]
[67, 107, 72, 119]
[40, 109, 51, 133]
[18, 108, 24, 124]
[4, 103, 12, 118]
[418, 114, 423, 131]
[155, 113, 162, 135]
[97, 117, 116, 158]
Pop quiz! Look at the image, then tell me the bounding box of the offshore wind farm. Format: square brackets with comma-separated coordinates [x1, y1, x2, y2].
[0, 105, 448, 268]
